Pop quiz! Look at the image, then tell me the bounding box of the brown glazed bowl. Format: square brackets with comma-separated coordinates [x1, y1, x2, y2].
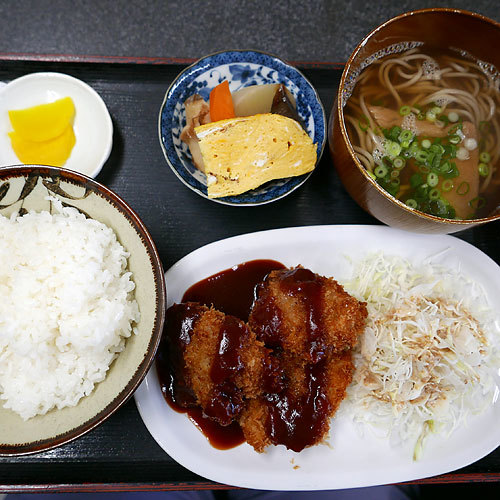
[329, 8, 500, 233]
[0, 165, 166, 455]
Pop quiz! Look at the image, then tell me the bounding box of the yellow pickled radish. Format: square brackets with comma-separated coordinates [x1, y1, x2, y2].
[9, 125, 76, 167]
[8, 97, 75, 142]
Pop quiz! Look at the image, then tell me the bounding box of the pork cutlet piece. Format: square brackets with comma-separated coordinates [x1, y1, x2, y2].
[249, 267, 367, 362]
[165, 302, 274, 426]
[239, 350, 354, 452]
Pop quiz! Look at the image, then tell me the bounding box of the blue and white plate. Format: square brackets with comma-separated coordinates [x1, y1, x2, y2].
[158, 50, 326, 206]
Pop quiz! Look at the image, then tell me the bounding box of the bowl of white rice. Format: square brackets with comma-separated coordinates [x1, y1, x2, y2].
[0, 165, 166, 455]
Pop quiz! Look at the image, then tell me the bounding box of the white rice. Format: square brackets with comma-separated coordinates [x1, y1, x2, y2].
[0, 199, 140, 420]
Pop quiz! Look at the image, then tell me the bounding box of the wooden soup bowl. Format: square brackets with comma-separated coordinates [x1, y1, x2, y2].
[329, 8, 500, 233]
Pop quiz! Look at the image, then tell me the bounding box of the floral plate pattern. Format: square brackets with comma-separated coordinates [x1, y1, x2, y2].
[158, 50, 326, 206]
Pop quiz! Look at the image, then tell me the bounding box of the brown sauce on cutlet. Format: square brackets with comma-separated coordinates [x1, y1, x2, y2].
[157, 260, 343, 452]
[182, 259, 286, 320]
[252, 268, 327, 362]
[248, 287, 283, 349]
[279, 268, 326, 363]
[265, 359, 332, 452]
[157, 260, 285, 450]
[204, 316, 247, 425]
[158, 302, 204, 408]
[157, 304, 245, 449]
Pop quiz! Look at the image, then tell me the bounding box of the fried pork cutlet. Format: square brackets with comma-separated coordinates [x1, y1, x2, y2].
[239, 350, 354, 452]
[249, 267, 367, 362]
[164, 265, 367, 453]
[164, 302, 276, 426]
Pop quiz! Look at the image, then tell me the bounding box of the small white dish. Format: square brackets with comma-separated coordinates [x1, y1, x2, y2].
[0, 72, 113, 178]
[135, 225, 500, 490]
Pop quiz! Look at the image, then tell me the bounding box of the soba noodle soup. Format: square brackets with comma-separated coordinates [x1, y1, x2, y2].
[344, 47, 500, 219]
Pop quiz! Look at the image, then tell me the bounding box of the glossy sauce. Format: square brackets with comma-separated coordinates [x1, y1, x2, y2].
[156, 259, 285, 450]
[266, 359, 331, 452]
[251, 267, 327, 362]
[252, 267, 333, 451]
[157, 259, 337, 453]
[182, 259, 286, 320]
[203, 315, 247, 425]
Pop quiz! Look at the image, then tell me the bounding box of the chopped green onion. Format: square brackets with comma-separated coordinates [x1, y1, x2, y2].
[438, 114, 449, 126]
[358, 115, 370, 132]
[390, 169, 400, 179]
[358, 115, 370, 131]
[393, 157, 406, 169]
[426, 110, 437, 122]
[442, 162, 459, 179]
[415, 183, 429, 200]
[415, 150, 428, 163]
[435, 160, 450, 174]
[442, 179, 454, 192]
[399, 105, 411, 116]
[429, 188, 441, 200]
[421, 139, 431, 149]
[443, 144, 457, 158]
[431, 106, 442, 115]
[479, 151, 491, 163]
[400, 140, 411, 149]
[406, 198, 418, 209]
[385, 140, 402, 157]
[374, 165, 388, 178]
[456, 181, 470, 196]
[479, 163, 490, 177]
[429, 198, 448, 216]
[448, 112, 459, 123]
[449, 134, 461, 145]
[427, 172, 439, 187]
[398, 130, 414, 143]
[390, 178, 401, 188]
[388, 126, 402, 141]
[381, 156, 392, 168]
[430, 144, 445, 155]
[448, 122, 463, 135]
[409, 142, 420, 155]
[417, 112, 425, 121]
[432, 155, 444, 171]
[469, 196, 486, 210]
[410, 173, 424, 188]
[367, 170, 377, 181]
[419, 164, 430, 174]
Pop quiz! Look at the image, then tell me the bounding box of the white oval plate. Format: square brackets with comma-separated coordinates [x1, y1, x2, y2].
[0, 72, 113, 178]
[135, 225, 500, 490]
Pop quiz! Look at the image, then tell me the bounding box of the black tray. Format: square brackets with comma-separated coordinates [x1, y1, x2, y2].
[0, 59, 499, 493]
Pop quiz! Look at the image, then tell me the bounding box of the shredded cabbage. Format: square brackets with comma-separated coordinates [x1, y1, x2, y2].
[343, 253, 499, 460]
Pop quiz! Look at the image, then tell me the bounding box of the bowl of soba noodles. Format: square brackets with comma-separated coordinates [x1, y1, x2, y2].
[329, 8, 500, 233]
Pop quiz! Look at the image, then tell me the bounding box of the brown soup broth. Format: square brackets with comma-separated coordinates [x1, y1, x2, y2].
[344, 45, 500, 219]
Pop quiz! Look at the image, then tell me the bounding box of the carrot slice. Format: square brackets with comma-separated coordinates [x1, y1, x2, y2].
[209, 81, 235, 122]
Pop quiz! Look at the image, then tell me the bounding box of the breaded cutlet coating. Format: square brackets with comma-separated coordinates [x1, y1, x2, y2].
[249, 267, 367, 361]
[168, 302, 270, 425]
[239, 350, 354, 453]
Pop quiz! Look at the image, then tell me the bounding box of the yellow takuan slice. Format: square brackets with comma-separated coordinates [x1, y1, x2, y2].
[8, 97, 75, 142]
[9, 125, 76, 167]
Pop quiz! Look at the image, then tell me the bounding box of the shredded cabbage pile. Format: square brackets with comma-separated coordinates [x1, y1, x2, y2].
[344, 253, 499, 460]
